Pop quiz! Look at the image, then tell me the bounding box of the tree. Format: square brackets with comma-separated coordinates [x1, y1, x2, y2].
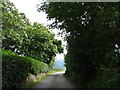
[40, 2, 120, 87]
[2, 1, 64, 67]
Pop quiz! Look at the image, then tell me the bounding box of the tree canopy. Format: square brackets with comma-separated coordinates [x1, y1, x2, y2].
[40, 2, 120, 87]
[1, 1, 64, 67]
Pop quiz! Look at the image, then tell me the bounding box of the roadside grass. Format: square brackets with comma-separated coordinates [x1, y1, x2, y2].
[47, 70, 65, 76]
[25, 69, 65, 88]
[24, 75, 47, 88]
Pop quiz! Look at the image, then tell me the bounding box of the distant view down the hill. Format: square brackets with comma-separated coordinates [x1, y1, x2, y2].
[53, 60, 65, 68]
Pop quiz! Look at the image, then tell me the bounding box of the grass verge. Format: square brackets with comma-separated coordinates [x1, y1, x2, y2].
[25, 70, 65, 88]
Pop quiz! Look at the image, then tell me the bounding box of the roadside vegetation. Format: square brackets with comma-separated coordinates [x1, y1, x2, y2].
[2, 49, 64, 88]
[40, 2, 120, 88]
[2, 49, 49, 88]
[24, 68, 64, 88]
[2, 0, 120, 88]
[1, 1, 63, 88]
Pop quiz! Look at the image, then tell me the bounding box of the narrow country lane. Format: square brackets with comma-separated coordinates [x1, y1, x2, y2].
[32, 71, 76, 88]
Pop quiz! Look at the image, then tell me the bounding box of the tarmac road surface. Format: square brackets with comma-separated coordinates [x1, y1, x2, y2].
[32, 71, 76, 88]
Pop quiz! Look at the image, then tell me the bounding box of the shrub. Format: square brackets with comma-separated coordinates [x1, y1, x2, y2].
[2, 49, 49, 88]
[88, 68, 120, 88]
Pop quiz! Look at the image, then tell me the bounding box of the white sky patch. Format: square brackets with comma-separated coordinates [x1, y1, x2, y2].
[9, 0, 67, 61]
[56, 54, 65, 61]
[9, 0, 50, 25]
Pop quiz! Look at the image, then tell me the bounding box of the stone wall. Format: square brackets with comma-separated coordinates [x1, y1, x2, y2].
[22, 73, 46, 87]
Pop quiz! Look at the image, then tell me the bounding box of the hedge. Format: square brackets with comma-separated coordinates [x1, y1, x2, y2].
[2, 49, 49, 88]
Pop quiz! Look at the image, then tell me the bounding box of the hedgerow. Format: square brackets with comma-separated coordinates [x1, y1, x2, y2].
[2, 49, 49, 88]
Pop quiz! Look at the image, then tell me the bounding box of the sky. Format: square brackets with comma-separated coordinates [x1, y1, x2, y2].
[9, 0, 67, 61]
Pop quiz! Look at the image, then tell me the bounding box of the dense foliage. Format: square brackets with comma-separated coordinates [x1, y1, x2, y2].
[1, 1, 63, 67]
[2, 49, 49, 88]
[40, 2, 120, 88]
